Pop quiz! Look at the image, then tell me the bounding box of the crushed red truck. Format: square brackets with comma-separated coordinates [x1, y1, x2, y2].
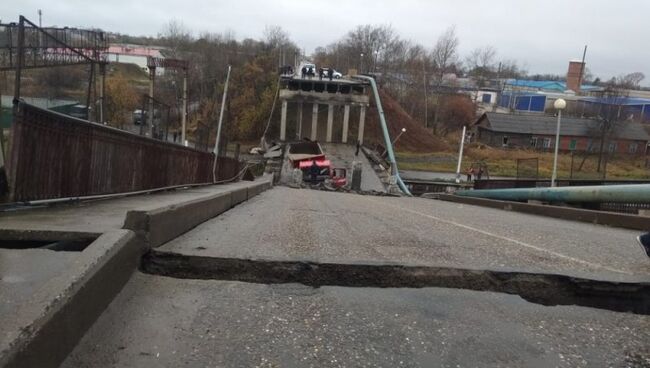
[287, 141, 347, 187]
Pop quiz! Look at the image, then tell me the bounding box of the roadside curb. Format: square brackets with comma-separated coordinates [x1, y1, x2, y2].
[434, 194, 650, 230]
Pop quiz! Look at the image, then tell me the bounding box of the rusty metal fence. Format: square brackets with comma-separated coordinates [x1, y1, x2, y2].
[5, 102, 240, 202]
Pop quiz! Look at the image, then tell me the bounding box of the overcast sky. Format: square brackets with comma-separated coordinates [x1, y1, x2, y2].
[4, 0, 650, 85]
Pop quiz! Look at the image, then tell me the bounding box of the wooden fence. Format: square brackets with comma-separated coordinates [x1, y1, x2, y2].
[5, 102, 240, 202]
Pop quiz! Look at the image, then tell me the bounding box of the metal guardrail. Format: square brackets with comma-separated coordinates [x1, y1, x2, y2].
[4, 102, 240, 202]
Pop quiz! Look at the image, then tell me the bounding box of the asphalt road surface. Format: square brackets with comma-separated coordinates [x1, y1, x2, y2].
[63, 187, 650, 367]
[63, 273, 649, 368]
[160, 187, 648, 280]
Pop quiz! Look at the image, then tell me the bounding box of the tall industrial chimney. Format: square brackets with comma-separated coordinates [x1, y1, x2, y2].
[566, 60, 585, 93]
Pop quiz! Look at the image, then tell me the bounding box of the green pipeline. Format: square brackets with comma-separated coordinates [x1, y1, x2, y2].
[455, 184, 650, 203]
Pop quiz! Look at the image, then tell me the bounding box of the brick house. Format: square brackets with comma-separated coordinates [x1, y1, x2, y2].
[473, 112, 650, 155]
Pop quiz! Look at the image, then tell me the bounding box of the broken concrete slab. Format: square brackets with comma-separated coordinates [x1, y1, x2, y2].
[0, 176, 275, 367]
[0, 230, 142, 368]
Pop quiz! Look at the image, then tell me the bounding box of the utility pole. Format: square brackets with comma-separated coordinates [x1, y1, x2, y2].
[212, 65, 232, 182]
[494, 62, 502, 112]
[181, 69, 187, 145]
[455, 126, 467, 183]
[98, 62, 105, 123]
[148, 67, 155, 137]
[577, 45, 587, 91]
[422, 58, 428, 128]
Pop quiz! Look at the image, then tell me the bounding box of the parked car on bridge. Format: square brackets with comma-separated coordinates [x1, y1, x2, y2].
[322, 68, 343, 79]
[297, 62, 316, 78]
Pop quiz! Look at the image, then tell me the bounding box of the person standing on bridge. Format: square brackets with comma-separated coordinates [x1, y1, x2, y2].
[328, 68, 334, 81]
[477, 167, 484, 180]
[318, 68, 324, 80]
[466, 167, 474, 182]
[309, 160, 320, 183]
[637, 233, 650, 258]
[301, 66, 307, 79]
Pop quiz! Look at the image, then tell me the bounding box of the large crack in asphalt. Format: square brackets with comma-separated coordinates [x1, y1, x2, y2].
[140, 250, 650, 315]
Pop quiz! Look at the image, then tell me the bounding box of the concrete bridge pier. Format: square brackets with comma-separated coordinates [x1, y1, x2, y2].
[311, 103, 318, 141]
[278, 77, 370, 144]
[296, 102, 303, 139]
[280, 100, 288, 141]
[358, 105, 366, 144]
[326, 104, 334, 142]
[342, 105, 350, 143]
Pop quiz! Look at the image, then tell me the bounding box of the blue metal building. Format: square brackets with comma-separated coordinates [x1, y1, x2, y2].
[499, 92, 547, 112]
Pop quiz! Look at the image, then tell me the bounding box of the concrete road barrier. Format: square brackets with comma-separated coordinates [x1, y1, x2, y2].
[0, 230, 142, 368]
[124, 175, 273, 248]
[247, 181, 270, 199]
[231, 187, 248, 206]
[124, 192, 233, 248]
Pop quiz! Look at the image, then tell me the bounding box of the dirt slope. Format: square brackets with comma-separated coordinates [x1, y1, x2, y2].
[363, 89, 450, 153]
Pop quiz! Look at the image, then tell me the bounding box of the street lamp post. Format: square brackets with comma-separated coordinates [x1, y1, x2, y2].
[551, 98, 566, 187]
[359, 53, 364, 74]
[382, 128, 407, 157]
[392, 127, 407, 146]
[374, 50, 379, 73]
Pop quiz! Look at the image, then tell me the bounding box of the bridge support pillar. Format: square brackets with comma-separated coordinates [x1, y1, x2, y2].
[280, 100, 288, 141]
[296, 102, 303, 139]
[358, 105, 366, 144]
[326, 104, 334, 142]
[311, 103, 318, 141]
[342, 105, 350, 143]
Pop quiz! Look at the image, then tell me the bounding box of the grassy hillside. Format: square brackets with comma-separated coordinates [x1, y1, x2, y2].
[397, 144, 650, 180]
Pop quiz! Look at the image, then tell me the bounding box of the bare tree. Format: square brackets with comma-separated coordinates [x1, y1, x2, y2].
[159, 19, 192, 57]
[263, 25, 298, 67]
[466, 46, 497, 102]
[431, 26, 459, 80]
[497, 59, 526, 79]
[616, 72, 645, 89]
[430, 26, 459, 134]
[593, 81, 629, 177]
[465, 46, 496, 74]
